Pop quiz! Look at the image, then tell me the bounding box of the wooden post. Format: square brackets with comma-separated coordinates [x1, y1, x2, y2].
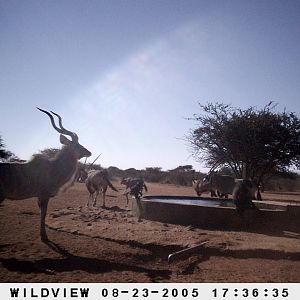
[168, 241, 209, 263]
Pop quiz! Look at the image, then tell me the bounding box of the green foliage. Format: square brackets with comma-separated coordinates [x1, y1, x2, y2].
[188, 102, 300, 185]
[166, 165, 196, 186]
[36, 148, 60, 158]
[143, 167, 165, 183]
[0, 136, 20, 162]
[103, 165, 198, 186]
[0, 136, 8, 159]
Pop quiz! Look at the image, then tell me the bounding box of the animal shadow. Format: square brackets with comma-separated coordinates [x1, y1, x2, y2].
[0, 240, 171, 281]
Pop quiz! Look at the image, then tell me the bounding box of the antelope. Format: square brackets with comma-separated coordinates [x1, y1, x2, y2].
[121, 177, 148, 204]
[76, 153, 102, 183]
[0, 108, 91, 241]
[85, 169, 118, 208]
[195, 171, 260, 200]
[192, 179, 218, 197]
[76, 167, 88, 183]
[195, 171, 236, 198]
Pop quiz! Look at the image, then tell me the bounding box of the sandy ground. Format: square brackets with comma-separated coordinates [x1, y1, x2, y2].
[0, 180, 299, 282]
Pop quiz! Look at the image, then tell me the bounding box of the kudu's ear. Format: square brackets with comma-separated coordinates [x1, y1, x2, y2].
[60, 134, 72, 145]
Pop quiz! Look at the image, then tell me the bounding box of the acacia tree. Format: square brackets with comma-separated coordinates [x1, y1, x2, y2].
[0, 136, 20, 162]
[188, 102, 300, 186]
[35, 147, 60, 158]
[0, 136, 8, 160]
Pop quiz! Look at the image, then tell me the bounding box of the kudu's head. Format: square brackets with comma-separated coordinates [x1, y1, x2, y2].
[37, 108, 92, 159]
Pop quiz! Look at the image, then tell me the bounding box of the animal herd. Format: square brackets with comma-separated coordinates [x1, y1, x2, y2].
[0, 109, 259, 241]
[84, 170, 147, 208]
[192, 171, 260, 215]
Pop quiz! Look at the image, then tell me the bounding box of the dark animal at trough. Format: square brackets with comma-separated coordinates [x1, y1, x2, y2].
[233, 179, 258, 216]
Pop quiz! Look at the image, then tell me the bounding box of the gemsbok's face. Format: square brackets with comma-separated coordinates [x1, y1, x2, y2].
[197, 177, 211, 195]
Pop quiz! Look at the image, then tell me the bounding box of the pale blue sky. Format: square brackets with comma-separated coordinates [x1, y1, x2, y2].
[0, 0, 299, 170]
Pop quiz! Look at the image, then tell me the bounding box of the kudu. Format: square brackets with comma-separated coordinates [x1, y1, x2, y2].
[0, 108, 91, 241]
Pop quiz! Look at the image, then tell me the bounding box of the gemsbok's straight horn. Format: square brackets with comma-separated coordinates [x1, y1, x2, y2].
[91, 153, 102, 166]
[0, 108, 91, 242]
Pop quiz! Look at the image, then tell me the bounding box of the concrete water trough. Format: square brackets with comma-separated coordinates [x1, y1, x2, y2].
[135, 195, 300, 231]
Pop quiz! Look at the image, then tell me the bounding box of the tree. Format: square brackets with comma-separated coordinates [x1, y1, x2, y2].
[143, 167, 164, 182]
[170, 165, 194, 173]
[188, 102, 300, 186]
[35, 148, 60, 158]
[0, 136, 21, 162]
[167, 165, 196, 186]
[0, 136, 9, 160]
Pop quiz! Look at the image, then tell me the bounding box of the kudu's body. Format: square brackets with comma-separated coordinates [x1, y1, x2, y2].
[85, 169, 118, 208]
[0, 108, 91, 241]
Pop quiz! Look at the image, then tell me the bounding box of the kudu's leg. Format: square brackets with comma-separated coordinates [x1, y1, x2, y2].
[87, 193, 93, 207]
[38, 196, 50, 242]
[92, 190, 99, 207]
[102, 186, 107, 208]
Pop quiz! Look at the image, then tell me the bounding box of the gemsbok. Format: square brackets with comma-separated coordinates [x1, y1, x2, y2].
[192, 179, 218, 197]
[195, 171, 260, 200]
[76, 153, 102, 183]
[195, 171, 236, 198]
[85, 169, 118, 208]
[0, 108, 91, 241]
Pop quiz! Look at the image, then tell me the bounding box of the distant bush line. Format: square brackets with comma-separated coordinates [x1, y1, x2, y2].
[80, 163, 300, 192]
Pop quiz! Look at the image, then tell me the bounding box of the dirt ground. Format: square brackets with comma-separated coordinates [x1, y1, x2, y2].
[0, 180, 299, 283]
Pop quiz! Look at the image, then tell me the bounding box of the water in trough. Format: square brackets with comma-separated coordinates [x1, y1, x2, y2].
[142, 196, 235, 207]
